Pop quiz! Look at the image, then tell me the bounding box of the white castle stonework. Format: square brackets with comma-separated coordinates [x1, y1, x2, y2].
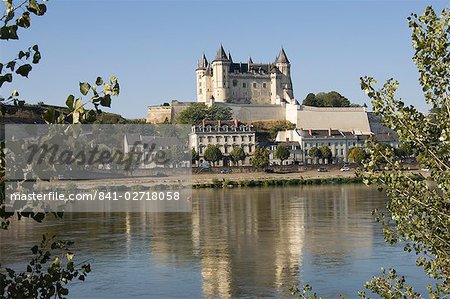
[196, 45, 294, 105]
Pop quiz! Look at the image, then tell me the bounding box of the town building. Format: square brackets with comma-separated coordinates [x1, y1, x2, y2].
[259, 141, 302, 165]
[189, 119, 256, 166]
[278, 129, 369, 164]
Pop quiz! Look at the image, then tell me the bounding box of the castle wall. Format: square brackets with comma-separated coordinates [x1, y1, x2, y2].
[215, 102, 286, 122]
[296, 106, 371, 134]
[228, 74, 271, 104]
[146, 106, 172, 124]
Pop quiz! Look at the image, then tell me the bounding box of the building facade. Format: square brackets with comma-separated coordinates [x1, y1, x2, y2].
[276, 129, 370, 164]
[190, 119, 256, 166]
[196, 45, 294, 105]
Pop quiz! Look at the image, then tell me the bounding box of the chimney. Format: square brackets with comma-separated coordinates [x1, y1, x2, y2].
[218, 119, 221, 127]
[234, 118, 238, 128]
[328, 128, 332, 136]
[308, 128, 312, 136]
[202, 119, 205, 127]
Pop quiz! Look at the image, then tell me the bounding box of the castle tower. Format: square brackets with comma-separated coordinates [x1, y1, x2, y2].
[274, 48, 294, 103]
[196, 53, 208, 102]
[211, 45, 231, 102]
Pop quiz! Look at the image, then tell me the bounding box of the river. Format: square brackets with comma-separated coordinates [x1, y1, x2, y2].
[0, 185, 427, 298]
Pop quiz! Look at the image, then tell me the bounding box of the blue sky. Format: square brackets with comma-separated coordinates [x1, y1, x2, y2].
[1, 0, 448, 118]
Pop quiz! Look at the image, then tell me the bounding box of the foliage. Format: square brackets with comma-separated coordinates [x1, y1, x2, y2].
[302, 91, 353, 107]
[170, 145, 186, 167]
[394, 143, 414, 161]
[203, 144, 222, 166]
[175, 103, 232, 125]
[358, 268, 422, 299]
[0, 234, 91, 299]
[251, 146, 269, 168]
[290, 284, 323, 299]
[319, 146, 332, 163]
[347, 147, 367, 164]
[308, 147, 322, 164]
[252, 120, 295, 141]
[229, 146, 245, 166]
[0, 1, 119, 295]
[191, 148, 199, 164]
[359, 6, 450, 297]
[274, 144, 290, 164]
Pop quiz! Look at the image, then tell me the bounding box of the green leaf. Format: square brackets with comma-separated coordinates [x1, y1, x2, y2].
[66, 95, 75, 110]
[5, 9, 14, 23]
[27, 0, 46, 16]
[16, 12, 31, 28]
[84, 109, 97, 122]
[100, 95, 111, 107]
[16, 64, 33, 77]
[95, 76, 103, 86]
[79, 82, 90, 96]
[0, 73, 13, 88]
[32, 51, 41, 64]
[43, 108, 55, 123]
[60, 287, 69, 296]
[18, 50, 26, 59]
[0, 25, 19, 40]
[31, 245, 39, 254]
[32, 45, 39, 51]
[6, 61, 16, 71]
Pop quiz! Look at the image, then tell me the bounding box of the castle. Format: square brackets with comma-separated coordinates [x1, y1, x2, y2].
[196, 45, 295, 105]
[146, 45, 379, 138]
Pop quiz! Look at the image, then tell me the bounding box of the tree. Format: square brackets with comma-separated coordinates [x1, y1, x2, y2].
[308, 147, 322, 164]
[175, 103, 232, 125]
[358, 6, 450, 298]
[302, 91, 354, 107]
[203, 144, 222, 166]
[274, 144, 290, 165]
[251, 146, 269, 168]
[319, 146, 332, 164]
[191, 148, 199, 165]
[394, 143, 414, 162]
[170, 145, 185, 168]
[347, 147, 367, 164]
[302, 93, 319, 106]
[1, 1, 120, 296]
[229, 146, 245, 166]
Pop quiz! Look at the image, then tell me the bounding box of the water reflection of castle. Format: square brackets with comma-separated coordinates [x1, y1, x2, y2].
[146, 186, 378, 297]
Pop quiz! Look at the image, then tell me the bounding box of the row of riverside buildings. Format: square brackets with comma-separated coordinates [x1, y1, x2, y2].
[145, 45, 399, 167]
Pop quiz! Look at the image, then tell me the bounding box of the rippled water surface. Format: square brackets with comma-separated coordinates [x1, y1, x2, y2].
[0, 185, 427, 298]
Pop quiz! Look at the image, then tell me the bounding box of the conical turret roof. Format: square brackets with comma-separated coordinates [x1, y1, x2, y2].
[198, 53, 208, 69]
[215, 44, 229, 61]
[275, 48, 290, 64]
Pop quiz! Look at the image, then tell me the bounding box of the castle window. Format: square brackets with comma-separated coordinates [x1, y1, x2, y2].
[243, 83, 247, 88]
[233, 79, 237, 87]
[253, 83, 257, 88]
[263, 83, 267, 88]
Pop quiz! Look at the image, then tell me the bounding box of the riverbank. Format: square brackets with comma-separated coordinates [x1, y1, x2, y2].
[191, 168, 361, 188]
[192, 175, 363, 188]
[42, 168, 430, 190]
